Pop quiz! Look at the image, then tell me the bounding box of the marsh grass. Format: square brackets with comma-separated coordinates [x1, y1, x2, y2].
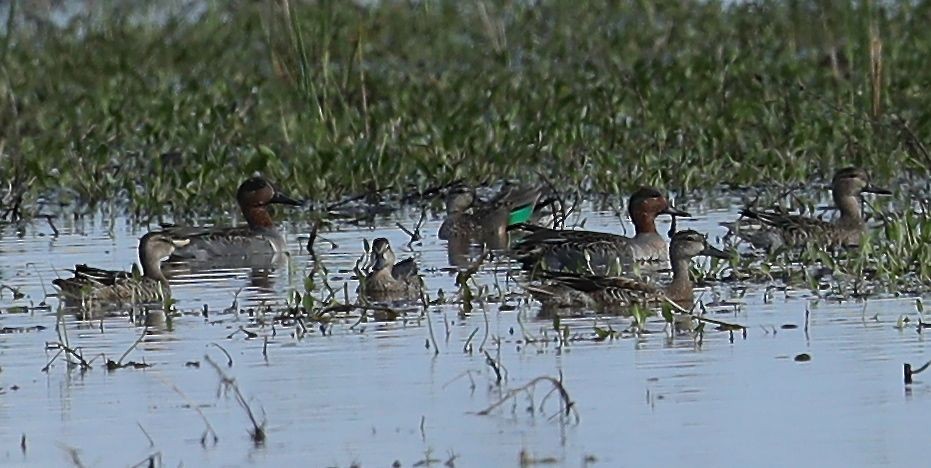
[2, 1, 931, 220]
[807, 207, 931, 295]
[724, 200, 931, 297]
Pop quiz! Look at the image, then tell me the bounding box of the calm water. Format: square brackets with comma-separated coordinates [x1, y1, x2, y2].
[0, 202, 928, 467]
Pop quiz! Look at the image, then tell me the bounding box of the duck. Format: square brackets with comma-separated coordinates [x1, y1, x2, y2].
[438, 183, 543, 248]
[54, 232, 190, 304]
[359, 238, 422, 299]
[528, 229, 729, 312]
[159, 176, 303, 262]
[512, 186, 690, 274]
[735, 167, 890, 251]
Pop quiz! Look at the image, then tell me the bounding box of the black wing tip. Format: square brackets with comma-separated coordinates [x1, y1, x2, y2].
[507, 222, 544, 233]
[395, 257, 419, 277]
[739, 208, 761, 219]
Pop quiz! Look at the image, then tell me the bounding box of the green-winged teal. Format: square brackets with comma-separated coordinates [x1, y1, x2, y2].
[736, 167, 890, 250]
[513, 186, 690, 273]
[359, 238, 423, 299]
[439, 184, 543, 247]
[54, 233, 190, 304]
[160, 176, 302, 261]
[529, 229, 729, 312]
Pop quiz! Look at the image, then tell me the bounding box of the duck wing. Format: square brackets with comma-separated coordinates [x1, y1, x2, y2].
[391, 257, 420, 281]
[516, 227, 631, 247]
[54, 264, 130, 299]
[532, 271, 660, 309]
[161, 225, 278, 260]
[739, 208, 837, 249]
[73, 264, 131, 286]
[471, 185, 544, 227]
[487, 185, 543, 210]
[541, 271, 659, 294]
[513, 228, 635, 272]
[438, 213, 479, 240]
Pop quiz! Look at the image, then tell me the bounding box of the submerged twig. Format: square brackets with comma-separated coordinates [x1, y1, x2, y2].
[424, 296, 440, 356]
[137, 422, 155, 447]
[463, 327, 479, 354]
[204, 355, 266, 445]
[904, 360, 931, 384]
[59, 444, 85, 468]
[107, 326, 148, 370]
[154, 375, 219, 447]
[475, 375, 578, 423]
[397, 206, 428, 247]
[209, 342, 234, 367]
[661, 296, 746, 331]
[483, 350, 506, 384]
[129, 452, 161, 468]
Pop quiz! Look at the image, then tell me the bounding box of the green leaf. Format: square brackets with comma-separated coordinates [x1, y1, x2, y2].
[245, 145, 274, 174]
[661, 303, 674, 324]
[302, 292, 315, 311]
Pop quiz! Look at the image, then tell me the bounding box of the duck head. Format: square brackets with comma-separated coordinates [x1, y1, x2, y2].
[236, 176, 303, 228]
[669, 229, 729, 262]
[370, 237, 397, 271]
[831, 167, 891, 198]
[445, 186, 475, 215]
[237, 176, 303, 208]
[140, 232, 191, 260]
[139, 232, 191, 279]
[628, 187, 691, 233]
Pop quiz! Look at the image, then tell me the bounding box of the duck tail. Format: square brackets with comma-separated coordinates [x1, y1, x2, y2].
[538, 270, 601, 293]
[739, 207, 762, 220]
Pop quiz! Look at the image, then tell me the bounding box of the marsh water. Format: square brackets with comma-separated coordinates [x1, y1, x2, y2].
[0, 202, 929, 467]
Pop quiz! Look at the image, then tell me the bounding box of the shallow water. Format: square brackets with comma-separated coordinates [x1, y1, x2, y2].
[0, 202, 929, 467]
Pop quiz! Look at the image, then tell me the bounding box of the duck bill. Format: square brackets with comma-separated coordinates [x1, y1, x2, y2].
[370, 249, 393, 271]
[271, 191, 305, 206]
[171, 238, 192, 248]
[661, 206, 691, 217]
[701, 244, 731, 260]
[863, 185, 892, 195]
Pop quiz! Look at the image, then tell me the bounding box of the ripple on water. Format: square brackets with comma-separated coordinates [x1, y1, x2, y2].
[0, 206, 930, 466]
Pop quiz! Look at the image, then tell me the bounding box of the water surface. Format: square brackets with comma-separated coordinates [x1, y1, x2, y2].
[0, 203, 928, 467]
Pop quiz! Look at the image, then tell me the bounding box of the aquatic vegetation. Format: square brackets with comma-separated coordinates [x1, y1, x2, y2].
[2, 1, 931, 220]
[8, 3, 931, 463]
[726, 204, 931, 297]
[475, 374, 578, 424]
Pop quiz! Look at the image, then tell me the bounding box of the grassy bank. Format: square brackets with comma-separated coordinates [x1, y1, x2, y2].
[1, 0, 930, 218]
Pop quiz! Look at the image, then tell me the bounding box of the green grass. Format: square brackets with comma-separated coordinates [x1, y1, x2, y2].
[1, 1, 931, 219]
[725, 202, 931, 296]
